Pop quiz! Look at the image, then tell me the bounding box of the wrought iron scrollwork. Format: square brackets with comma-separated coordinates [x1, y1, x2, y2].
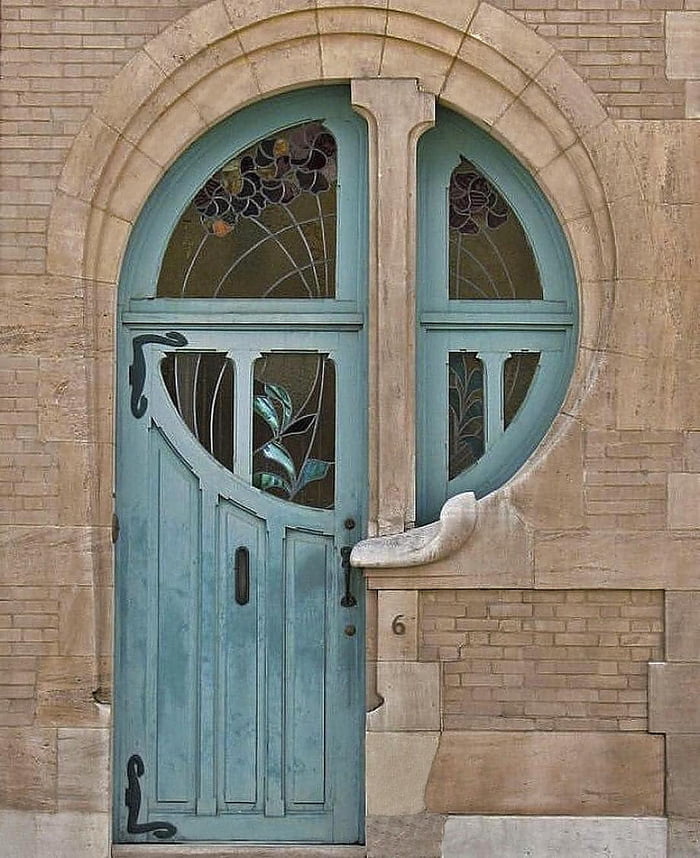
[129, 331, 188, 418]
[125, 754, 177, 840]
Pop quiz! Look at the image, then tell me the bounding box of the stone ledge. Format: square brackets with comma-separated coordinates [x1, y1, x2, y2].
[112, 847, 366, 858]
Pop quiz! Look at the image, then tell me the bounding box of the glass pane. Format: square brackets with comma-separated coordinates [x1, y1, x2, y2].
[448, 352, 484, 479]
[503, 352, 540, 429]
[252, 353, 335, 509]
[158, 123, 338, 299]
[449, 158, 543, 300]
[161, 352, 234, 471]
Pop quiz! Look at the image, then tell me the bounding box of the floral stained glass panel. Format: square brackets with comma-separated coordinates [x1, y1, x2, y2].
[252, 353, 335, 509]
[448, 352, 484, 479]
[448, 158, 543, 301]
[161, 352, 235, 471]
[157, 123, 338, 299]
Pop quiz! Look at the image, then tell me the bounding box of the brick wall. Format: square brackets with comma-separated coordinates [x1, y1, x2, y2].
[420, 590, 664, 731]
[584, 430, 684, 530]
[489, 0, 686, 119]
[0, 0, 688, 282]
[0, 357, 59, 527]
[0, 0, 209, 277]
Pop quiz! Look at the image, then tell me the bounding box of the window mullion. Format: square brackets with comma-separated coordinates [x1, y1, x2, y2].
[233, 350, 255, 483]
[478, 351, 510, 449]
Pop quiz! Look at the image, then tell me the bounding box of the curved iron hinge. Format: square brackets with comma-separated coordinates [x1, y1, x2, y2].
[129, 331, 188, 418]
[125, 754, 177, 840]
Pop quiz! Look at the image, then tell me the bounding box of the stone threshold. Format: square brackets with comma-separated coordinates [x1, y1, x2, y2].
[112, 845, 366, 858]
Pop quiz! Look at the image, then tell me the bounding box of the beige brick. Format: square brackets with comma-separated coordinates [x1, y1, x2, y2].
[535, 532, 700, 589]
[666, 12, 700, 79]
[387, 0, 478, 30]
[441, 59, 520, 126]
[36, 657, 105, 728]
[668, 473, 700, 529]
[649, 662, 700, 733]
[377, 590, 418, 661]
[367, 662, 441, 731]
[381, 37, 453, 96]
[366, 731, 439, 815]
[420, 589, 660, 731]
[470, 3, 555, 77]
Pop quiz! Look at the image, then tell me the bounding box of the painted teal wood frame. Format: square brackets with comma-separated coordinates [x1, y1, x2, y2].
[416, 108, 578, 524]
[114, 87, 367, 845]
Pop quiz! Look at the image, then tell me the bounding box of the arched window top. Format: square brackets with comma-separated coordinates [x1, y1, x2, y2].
[119, 86, 366, 308]
[418, 107, 577, 310]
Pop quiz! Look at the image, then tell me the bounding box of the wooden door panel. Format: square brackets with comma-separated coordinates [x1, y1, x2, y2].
[218, 497, 265, 808]
[151, 427, 200, 807]
[285, 529, 331, 807]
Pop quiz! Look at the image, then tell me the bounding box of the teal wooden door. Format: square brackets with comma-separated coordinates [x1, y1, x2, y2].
[113, 89, 367, 845]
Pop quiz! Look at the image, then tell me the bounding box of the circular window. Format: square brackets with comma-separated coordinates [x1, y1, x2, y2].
[416, 108, 578, 524]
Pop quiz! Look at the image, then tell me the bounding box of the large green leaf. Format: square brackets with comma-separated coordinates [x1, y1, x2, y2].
[253, 395, 279, 432]
[297, 458, 331, 490]
[264, 383, 293, 429]
[261, 440, 297, 480]
[253, 471, 292, 495]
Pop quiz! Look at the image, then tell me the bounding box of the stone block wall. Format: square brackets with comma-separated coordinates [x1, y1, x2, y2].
[420, 589, 663, 731]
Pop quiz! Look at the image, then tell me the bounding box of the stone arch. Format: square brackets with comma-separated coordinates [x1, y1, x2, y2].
[47, 0, 642, 362]
[47, 0, 649, 686]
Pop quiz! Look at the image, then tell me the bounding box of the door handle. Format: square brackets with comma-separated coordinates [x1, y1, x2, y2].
[340, 546, 357, 608]
[234, 546, 250, 605]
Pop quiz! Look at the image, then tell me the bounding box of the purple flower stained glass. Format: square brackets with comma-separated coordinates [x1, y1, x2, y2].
[449, 157, 509, 236]
[194, 123, 337, 237]
[448, 158, 543, 300]
[157, 122, 338, 299]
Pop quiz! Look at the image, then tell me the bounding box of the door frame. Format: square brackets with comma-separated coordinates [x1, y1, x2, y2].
[113, 86, 369, 845]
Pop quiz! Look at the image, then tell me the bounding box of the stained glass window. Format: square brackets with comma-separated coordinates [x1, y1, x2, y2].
[161, 352, 235, 471]
[418, 112, 578, 521]
[448, 353, 484, 479]
[448, 158, 542, 300]
[157, 122, 338, 299]
[503, 352, 540, 429]
[252, 353, 335, 509]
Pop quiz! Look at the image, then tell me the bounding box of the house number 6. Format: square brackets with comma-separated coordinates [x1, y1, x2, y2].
[391, 614, 406, 636]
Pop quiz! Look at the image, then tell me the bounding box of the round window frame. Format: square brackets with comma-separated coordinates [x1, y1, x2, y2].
[416, 107, 579, 524]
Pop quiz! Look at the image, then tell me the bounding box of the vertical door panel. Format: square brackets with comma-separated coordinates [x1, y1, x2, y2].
[151, 427, 201, 805]
[218, 497, 265, 807]
[285, 529, 330, 807]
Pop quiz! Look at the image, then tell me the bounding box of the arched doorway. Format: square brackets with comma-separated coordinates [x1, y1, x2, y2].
[113, 87, 368, 845]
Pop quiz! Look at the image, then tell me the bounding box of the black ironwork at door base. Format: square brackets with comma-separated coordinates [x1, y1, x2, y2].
[125, 754, 177, 839]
